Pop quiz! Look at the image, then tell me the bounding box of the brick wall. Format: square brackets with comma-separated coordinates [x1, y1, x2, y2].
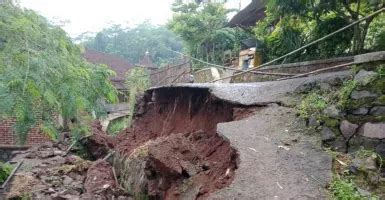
[0, 119, 51, 146]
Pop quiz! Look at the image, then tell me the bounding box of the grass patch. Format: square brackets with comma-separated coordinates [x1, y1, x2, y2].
[330, 178, 362, 200]
[298, 92, 329, 119]
[107, 117, 128, 135]
[338, 80, 357, 108]
[377, 65, 385, 78]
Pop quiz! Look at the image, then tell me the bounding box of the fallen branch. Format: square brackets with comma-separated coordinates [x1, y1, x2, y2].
[112, 167, 125, 191]
[276, 62, 355, 81]
[0, 161, 23, 189]
[65, 141, 77, 155]
[103, 151, 116, 161]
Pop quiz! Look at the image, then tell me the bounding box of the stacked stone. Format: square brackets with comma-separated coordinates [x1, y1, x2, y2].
[319, 69, 385, 157]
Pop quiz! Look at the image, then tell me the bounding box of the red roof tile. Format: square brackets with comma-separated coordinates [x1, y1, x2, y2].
[83, 49, 134, 84]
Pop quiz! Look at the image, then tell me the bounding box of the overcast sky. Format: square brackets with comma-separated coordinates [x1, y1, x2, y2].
[19, 0, 251, 38]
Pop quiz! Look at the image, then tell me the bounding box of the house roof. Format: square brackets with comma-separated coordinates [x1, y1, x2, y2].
[83, 49, 134, 89]
[228, 0, 266, 28]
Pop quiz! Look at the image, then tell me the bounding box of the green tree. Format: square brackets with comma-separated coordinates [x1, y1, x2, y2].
[0, 2, 117, 144]
[168, 1, 250, 69]
[82, 22, 183, 66]
[254, 0, 385, 62]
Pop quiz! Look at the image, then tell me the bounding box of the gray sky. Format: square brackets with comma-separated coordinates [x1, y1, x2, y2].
[19, 0, 251, 38]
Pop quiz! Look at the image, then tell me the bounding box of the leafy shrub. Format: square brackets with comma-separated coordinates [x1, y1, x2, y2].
[41, 122, 59, 141]
[298, 92, 328, 119]
[0, 162, 12, 184]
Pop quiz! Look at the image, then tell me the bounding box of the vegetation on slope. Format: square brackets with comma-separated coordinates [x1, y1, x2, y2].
[0, 2, 117, 144]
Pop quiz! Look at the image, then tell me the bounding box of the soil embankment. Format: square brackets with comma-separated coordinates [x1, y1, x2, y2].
[85, 87, 256, 199]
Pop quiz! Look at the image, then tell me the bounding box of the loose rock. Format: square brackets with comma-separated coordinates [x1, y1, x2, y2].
[350, 90, 377, 100]
[340, 120, 358, 140]
[354, 70, 378, 86]
[350, 107, 369, 115]
[321, 127, 336, 142]
[358, 122, 385, 139]
[323, 105, 341, 118]
[369, 106, 385, 116]
[308, 116, 320, 127]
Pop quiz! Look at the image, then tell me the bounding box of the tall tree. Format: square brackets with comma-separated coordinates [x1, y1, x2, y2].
[0, 2, 117, 144]
[168, 1, 249, 69]
[254, 0, 385, 61]
[82, 22, 183, 66]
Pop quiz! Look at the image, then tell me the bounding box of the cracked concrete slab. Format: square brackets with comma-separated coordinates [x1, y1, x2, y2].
[146, 71, 348, 199]
[210, 106, 332, 199]
[150, 70, 352, 105]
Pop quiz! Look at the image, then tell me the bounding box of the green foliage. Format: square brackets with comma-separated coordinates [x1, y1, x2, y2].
[0, 162, 12, 184]
[298, 92, 328, 119]
[125, 67, 150, 126]
[330, 178, 362, 200]
[377, 65, 385, 78]
[263, 17, 305, 60]
[81, 22, 183, 66]
[0, 3, 117, 144]
[107, 117, 128, 135]
[254, 0, 385, 62]
[168, 1, 250, 69]
[365, 13, 385, 51]
[338, 80, 358, 108]
[41, 122, 59, 142]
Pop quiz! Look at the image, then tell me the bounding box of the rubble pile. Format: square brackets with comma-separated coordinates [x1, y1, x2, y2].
[6, 142, 131, 200]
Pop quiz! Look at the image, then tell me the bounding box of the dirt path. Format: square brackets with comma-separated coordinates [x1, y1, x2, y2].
[210, 105, 332, 199]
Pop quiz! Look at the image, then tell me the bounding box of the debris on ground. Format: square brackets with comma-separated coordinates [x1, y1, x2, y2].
[4, 141, 131, 199]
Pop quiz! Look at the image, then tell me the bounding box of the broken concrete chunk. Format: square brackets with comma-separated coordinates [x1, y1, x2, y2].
[350, 90, 377, 100]
[340, 120, 358, 140]
[321, 127, 336, 142]
[39, 150, 54, 159]
[369, 106, 385, 116]
[354, 69, 378, 86]
[358, 122, 385, 139]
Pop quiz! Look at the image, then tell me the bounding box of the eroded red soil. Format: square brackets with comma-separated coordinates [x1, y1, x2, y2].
[86, 88, 256, 199]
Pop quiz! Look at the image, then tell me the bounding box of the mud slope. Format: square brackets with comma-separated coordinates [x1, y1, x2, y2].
[89, 71, 348, 199]
[113, 87, 252, 199]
